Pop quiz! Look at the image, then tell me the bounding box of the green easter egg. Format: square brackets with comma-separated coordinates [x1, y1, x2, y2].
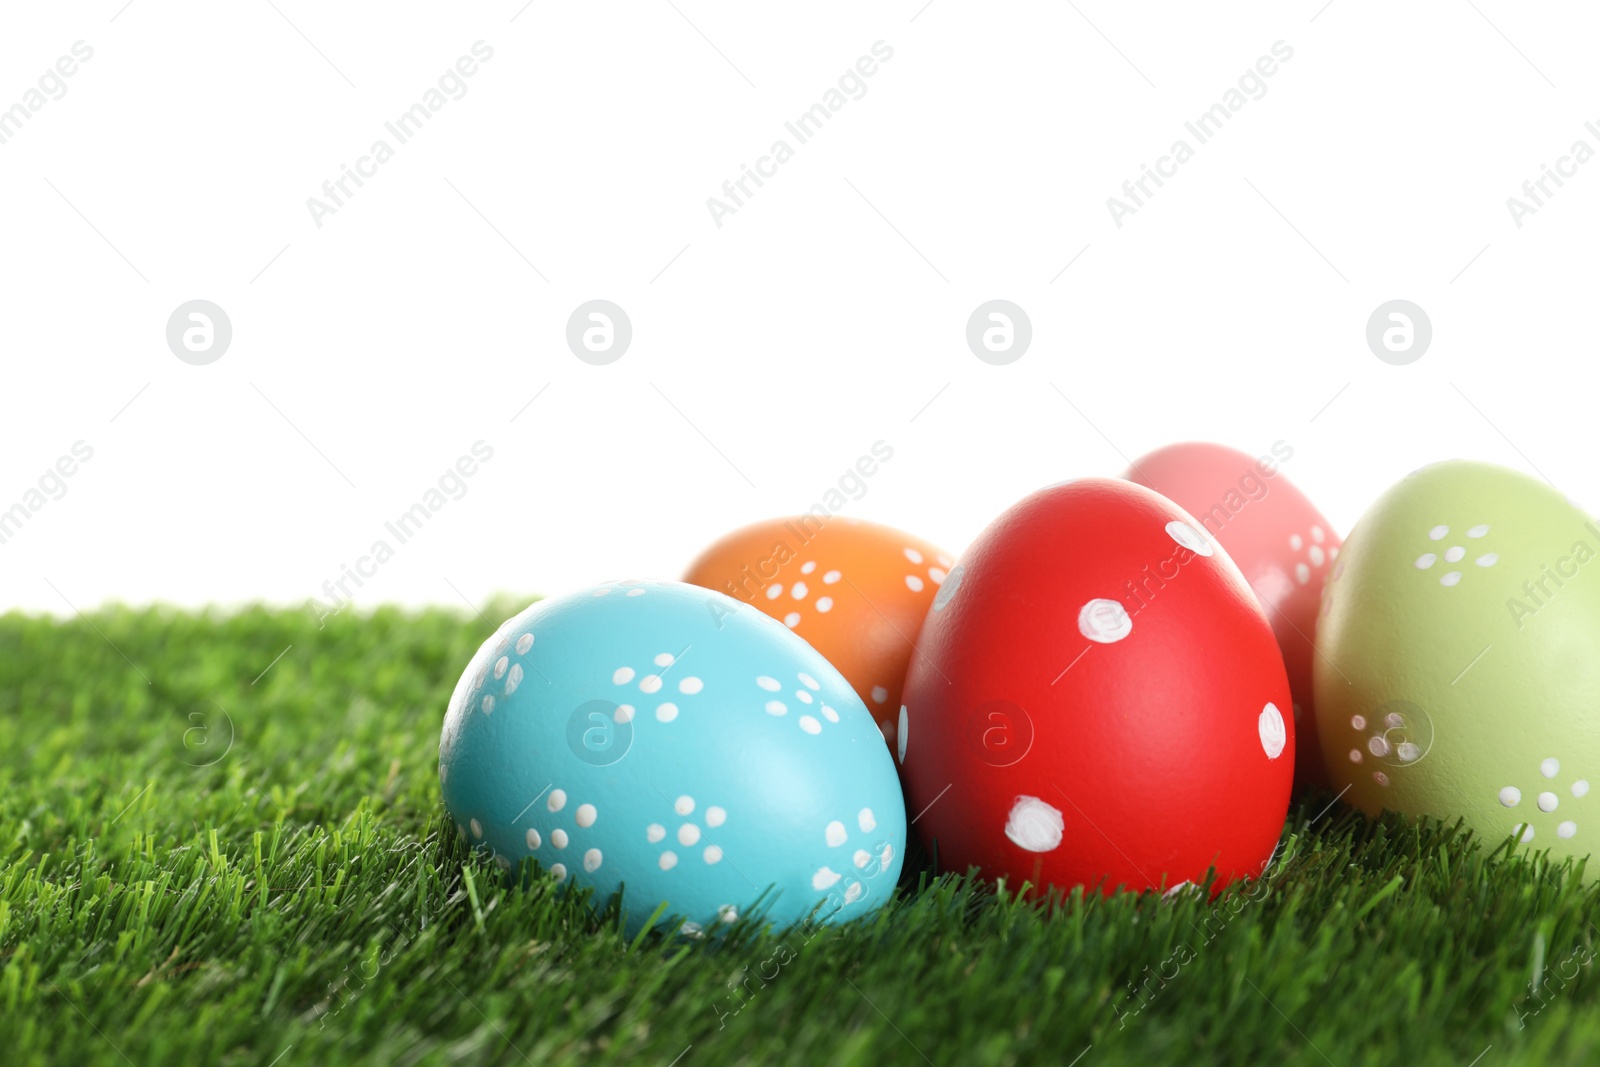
[1315, 460, 1600, 866]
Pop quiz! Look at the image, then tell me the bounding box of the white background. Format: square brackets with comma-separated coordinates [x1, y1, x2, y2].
[1, 0, 1595, 617]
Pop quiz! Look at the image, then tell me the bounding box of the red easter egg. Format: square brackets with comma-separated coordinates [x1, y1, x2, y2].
[899, 478, 1292, 896]
[1122, 442, 1339, 788]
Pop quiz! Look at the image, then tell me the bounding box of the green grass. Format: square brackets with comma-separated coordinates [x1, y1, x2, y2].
[2, 604, 1598, 1067]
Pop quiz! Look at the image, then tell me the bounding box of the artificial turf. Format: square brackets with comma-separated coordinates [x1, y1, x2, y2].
[1, 603, 1597, 1067]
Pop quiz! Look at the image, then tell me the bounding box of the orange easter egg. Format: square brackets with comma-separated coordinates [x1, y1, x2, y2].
[684, 517, 954, 752]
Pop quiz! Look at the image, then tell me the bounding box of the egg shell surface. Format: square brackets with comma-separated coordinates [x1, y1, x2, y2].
[1315, 461, 1600, 867]
[900, 478, 1294, 896]
[438, 579, 906, 936]
[683, 517, 953, 753]
[1123, 441, 1340, 788]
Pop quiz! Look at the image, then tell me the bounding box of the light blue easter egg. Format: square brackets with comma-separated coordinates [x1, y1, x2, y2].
[438, 579, 907, 936]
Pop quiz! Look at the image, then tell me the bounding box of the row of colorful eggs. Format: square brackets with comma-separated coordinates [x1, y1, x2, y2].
[438, 445, 1600, 936]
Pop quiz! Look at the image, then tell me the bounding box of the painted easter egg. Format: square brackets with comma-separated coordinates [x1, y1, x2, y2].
[439, 579, 906, 936]
[1315, 460, 1600, 865]
[683, 517, 953, 753]
[1124, 441, 1339, 788]
[899, 478, 1293, 896]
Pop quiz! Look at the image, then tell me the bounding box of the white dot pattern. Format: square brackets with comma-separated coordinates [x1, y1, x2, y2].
[1079, 598, 1132, 644]
[1258, 703, 1286, 759]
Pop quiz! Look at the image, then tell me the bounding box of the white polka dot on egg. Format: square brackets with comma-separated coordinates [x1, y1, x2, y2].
[1078, 598, 1132, 644]
[1258, 703, 1286, 759]
[1165, 521, 1213, 556]
[1004, 796, 1064, 853]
